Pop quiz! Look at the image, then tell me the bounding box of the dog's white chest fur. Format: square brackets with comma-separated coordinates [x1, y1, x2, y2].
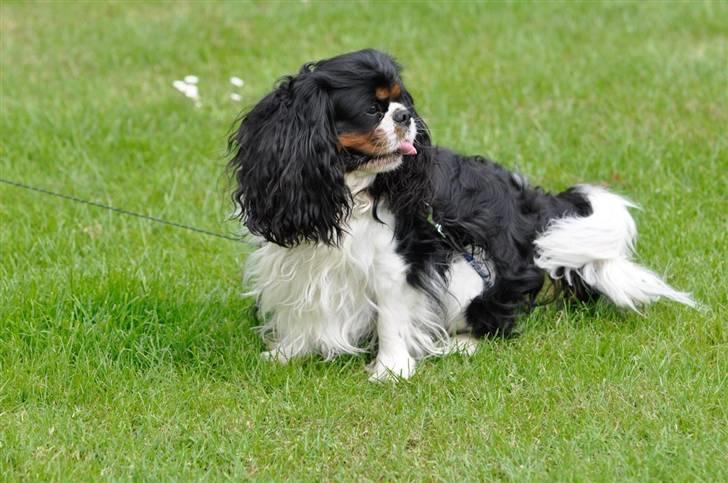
[245, 192, 402, 358]
[245, 188, 485, 378]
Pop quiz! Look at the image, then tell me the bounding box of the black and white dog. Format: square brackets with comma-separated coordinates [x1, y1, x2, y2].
[229, 49, 694, 381]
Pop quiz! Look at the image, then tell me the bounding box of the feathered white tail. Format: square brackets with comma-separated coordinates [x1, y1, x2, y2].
[534, 185, 696, 310]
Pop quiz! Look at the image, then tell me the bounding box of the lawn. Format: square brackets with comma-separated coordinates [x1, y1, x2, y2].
[1, 1, 726, 480]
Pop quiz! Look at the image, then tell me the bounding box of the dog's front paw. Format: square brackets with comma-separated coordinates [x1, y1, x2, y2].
[446, 334, 480, 356]
[260, 348, 291, 364]
[367, 355, 416, 382]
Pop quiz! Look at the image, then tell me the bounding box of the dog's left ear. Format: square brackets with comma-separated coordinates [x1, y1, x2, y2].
[229, 68, 350, 247]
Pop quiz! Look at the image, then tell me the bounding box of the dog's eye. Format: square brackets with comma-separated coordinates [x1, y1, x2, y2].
[366, 104, 379, 115]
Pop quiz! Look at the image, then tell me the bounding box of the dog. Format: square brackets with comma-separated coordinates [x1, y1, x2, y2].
[228, 49, 695, 381]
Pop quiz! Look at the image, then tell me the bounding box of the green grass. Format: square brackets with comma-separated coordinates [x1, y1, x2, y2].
[1, 1, 726, 480]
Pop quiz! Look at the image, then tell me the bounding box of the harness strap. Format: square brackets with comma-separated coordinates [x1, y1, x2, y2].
[424, 202, 495, 288]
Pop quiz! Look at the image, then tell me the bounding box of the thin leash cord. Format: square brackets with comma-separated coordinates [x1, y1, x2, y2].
[2, 177, 563, 305]
[0, 177, 245, 243]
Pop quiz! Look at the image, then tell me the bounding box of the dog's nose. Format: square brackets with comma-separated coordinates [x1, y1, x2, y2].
[392, 108, 411, 126]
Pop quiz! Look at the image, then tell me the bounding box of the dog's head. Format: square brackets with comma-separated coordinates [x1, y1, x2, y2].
[229, 49, 430, 247]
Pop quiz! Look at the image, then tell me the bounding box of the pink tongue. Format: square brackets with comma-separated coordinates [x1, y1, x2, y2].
[398, 140, 417, 156]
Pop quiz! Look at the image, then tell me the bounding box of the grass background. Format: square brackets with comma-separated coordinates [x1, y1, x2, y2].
[1, 1, 726, 480]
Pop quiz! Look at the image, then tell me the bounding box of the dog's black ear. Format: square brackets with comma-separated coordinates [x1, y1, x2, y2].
[229, 68, 350, 247]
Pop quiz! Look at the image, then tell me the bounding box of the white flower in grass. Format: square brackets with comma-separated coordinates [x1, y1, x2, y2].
[184, 84, 199, 99]
[230, 93, 242, 102]
[173, 80, 188, 92]
[230, 76, 244, 87]
[173, 77, 201, 107]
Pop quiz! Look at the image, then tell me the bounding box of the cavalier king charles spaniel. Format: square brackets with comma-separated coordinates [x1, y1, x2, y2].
[229, 49, 695, 381]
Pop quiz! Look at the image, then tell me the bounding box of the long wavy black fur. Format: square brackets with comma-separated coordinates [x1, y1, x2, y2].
[228, 64, 351, 247]
[427, 150, 593, 336]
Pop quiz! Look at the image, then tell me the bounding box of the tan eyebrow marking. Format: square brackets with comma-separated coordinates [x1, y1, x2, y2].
[375, 83, 401, 101]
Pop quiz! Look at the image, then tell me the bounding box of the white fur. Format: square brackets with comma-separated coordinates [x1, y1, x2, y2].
[534, 185, 696, 310]
[446, 333, 481, 356]
[246, 183, 484, 380]
[246, 195, 384, 361]
[443, 256, 485, 333]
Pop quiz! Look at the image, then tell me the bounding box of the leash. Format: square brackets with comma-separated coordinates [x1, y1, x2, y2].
[0, 177, 245, 244]
[3, 176, 495, 291]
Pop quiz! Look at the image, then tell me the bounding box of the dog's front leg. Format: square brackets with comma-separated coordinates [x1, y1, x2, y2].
[368, 274, 417, 382]
[368, 308, 416, 382]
